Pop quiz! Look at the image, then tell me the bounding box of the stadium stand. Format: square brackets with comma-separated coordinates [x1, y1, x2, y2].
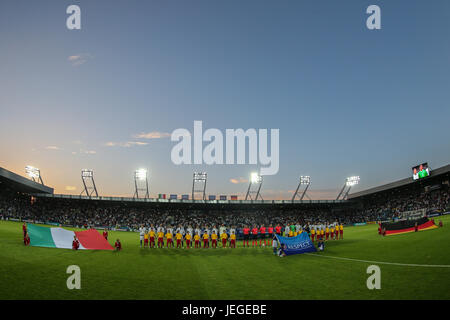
[0, 166, 449, 232]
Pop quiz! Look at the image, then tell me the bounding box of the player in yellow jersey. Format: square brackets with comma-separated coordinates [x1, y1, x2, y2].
[334, 223, 339, 240]
[325, 226, 330, 240]
[143, 232, 149, 248]
[149, 229, 156, 248]
[220, 232, 228, 248]
[330, 226, 335, 240]
[230, 231, 236, 248]
[340, 224, 344, 240]
[175, 232, 183, 248]
[211, 232, 218, 248]
[194, 233, 200, 248]
[185, 233, 192, 249]
[320, 228, 324, 241]
[166, 231, 173, 248]
[157, 231, 164, 248]
[202, 232, 209, 248]
[311, 228, 316, 242]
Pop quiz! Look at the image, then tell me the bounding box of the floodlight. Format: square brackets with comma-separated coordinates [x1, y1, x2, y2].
[250, 172, 261, 184]
[193, 172, 207, 181]
[292, 175, 311, 201]
[192, 172, 207, 200]
[81, 169, 93, 178]
[346, 176, 360, 186]
[25, 166, 40, 179]
[134, 168, 149, 199]
[135, 169, 148, 181]
[80, 169, 98, 197]
[246, 172, 263, 200]
[300, 176, 311, 185]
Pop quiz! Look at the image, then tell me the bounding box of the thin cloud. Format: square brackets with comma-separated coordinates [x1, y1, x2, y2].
[105, 141, 148, 147]
[68, 53, 93, 66]
[81, 150, 96, 154]
[229, 177, 248, 184]
[45, 146, 60, 150]
[133, 131, 171, 139]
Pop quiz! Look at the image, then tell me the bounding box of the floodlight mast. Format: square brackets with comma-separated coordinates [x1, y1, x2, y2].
[80, 169, 99, 197]
[25, 166, 44, 185]
[245, 172, 263, 200]
[192, 172, 207, 200]
[133, 169, 149, 199]
[336, 176, 360, 200]
[292, 176, 311, 202]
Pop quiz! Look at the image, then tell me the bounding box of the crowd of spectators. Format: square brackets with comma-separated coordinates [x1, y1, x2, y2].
[1, 184, 448, 231]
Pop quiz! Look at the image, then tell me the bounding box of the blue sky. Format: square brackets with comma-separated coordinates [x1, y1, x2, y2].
[0, 0, 449, 198]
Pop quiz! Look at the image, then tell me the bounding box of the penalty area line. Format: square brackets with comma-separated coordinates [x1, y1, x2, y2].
[304, 253, 450, 268]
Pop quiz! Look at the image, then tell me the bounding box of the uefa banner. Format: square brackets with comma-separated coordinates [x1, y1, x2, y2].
[275, 232, 317, 256]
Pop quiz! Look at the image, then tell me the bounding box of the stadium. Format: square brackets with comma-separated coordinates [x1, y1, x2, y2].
[2, 0, 450, 310]
[0, 163, 449, 300]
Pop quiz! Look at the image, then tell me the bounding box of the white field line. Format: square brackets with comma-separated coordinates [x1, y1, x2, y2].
[305, 253, 450, 268]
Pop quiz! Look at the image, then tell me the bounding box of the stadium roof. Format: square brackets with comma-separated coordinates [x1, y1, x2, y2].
[33, 193, 347, 206]
[0, 167, 54, 194]
[348, 164, 450, 199]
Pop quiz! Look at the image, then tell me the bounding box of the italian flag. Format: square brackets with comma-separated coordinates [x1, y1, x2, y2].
[27, 223, 114, 250]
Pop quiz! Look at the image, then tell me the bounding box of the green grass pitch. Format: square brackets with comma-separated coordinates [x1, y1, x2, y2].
[1, 217, 449, 300]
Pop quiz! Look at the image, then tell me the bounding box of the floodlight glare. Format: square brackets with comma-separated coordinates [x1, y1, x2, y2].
[25, 166, 40, 179]
[346, 176, 360, 186]
[250, 172, 261, 184]
[246, 172, 263, 200]
[135, 169, 147, 181]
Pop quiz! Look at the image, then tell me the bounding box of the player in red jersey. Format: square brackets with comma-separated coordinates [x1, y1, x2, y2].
[259, 225, 267, 247]
[72, 236, 80, 250]
[268, 225, 274, 246]
[22, 223, 27, 237]
[243, 226, 250, 247]
[24, 233, 30, 246]
[251, 226, 259, 247]
[102, 229, 108, 240]
[115, 239, 122, 251]
[275, 224, 282, 236]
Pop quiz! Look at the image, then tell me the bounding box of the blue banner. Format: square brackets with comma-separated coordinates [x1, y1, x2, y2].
[275, 232, 316, 256]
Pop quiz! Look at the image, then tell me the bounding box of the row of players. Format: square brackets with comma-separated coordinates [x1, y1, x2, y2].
[135, 223, 344, 248]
